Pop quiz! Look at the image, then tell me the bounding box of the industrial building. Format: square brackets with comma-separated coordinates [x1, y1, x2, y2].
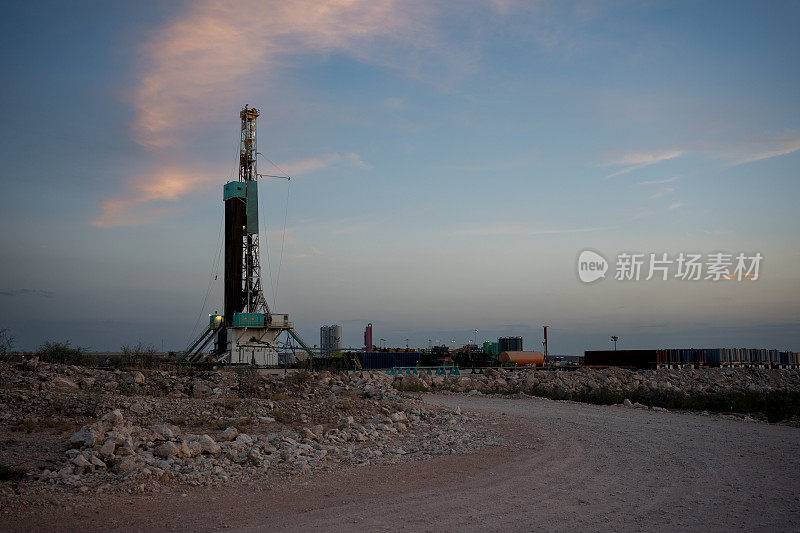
[320, 325, 343, 355]
[363, 323, 373, 351]
[585, 348, 799, 369]
[498, 336, 523, 353]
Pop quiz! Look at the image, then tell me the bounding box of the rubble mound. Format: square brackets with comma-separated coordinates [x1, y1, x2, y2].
[395, 366, 800, 420]
[0, 362, 500, 495]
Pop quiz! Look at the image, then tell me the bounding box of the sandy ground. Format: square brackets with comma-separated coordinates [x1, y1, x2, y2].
[3, 394, 799, 532]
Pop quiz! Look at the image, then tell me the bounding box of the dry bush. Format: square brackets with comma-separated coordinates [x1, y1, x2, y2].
[288, 370, 312, 386]
[0, 328, 14, 361]
[35, 341, 94, 366]
[236, 369, 264, 398]
[120, 341, 158, 368]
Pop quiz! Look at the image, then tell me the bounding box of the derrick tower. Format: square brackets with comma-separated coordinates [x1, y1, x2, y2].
[180, 106, 316, 365]
[233, 105, 268, 318]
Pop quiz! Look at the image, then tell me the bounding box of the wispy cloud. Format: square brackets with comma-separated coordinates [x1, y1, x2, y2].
[0, 289, 54, 298]
[608, 131, 800, 182]
[604, 150, 683, 179]
[131, 1, 461, 149]
[98, 0, 483, 227]
[732, 136, 800, 165]
[668, 202, 684, 210]
[277, 153, 368, 176]
[382, 97, 406, 109]
[649, 187, 675, 199]
[94, 151, 364, 227]
[455, 225, 607, 236]
[639, 176, 678, 185]
[92, 168, 208, 227]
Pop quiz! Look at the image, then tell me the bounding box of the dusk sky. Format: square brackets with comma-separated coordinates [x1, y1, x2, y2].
[1, 1, 798, 355]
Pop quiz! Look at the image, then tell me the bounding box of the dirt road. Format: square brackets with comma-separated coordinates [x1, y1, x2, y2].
[4, 395, 799, 532]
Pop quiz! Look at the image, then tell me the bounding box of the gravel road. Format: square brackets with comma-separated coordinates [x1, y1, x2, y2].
[5, 394, 799, 532]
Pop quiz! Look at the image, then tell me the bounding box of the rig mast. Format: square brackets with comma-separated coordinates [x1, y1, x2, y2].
[181, 106, 316, 365]
[238, 106, 269, 315]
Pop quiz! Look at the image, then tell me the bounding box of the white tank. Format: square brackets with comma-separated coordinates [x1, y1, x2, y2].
[333, 325, 342, 351]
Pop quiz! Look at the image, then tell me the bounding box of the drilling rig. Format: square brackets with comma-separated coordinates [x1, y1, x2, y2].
[180, 106, 314, 365]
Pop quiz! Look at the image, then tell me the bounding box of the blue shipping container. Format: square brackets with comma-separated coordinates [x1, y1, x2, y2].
[356, 352, 421, 369]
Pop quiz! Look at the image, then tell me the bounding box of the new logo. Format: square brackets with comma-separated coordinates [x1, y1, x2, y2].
[577, 250, 608, 283]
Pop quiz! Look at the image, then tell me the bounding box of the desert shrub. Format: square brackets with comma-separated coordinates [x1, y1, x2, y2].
[120, 341, 159, 369]
[289, 370, 312, 386]
[573, 387, 627, 406]
[0, 328, 14, 361]
[622, 389, 800, 423]
[522, 384, 800, 422]
[236, 369, 263, 398]
[36, 341, 94, 366]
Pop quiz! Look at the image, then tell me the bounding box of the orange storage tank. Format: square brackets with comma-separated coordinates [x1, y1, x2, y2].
[499, 351, 545, 366]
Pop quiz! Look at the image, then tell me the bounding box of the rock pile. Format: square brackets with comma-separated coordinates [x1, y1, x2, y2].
[394, 366, 800, 397]
[37, 405, 495, 494]
[0, 362, 500, 495]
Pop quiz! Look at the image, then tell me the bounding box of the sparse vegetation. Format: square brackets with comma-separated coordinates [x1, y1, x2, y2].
[5, 338, 173, 370]
[391, 369, 800, 422]
[0, 328, 15, 361]
[120, 341, 158, 368]
[236, 369, 264, 398]
[499, 383, 800, 423]
[289, 369, 312, 386]
[35, 340, 93, 366]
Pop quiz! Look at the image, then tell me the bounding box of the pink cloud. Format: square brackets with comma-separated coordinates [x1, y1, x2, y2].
[97, 0, 479, 227]
[91, 169, 206, 227]
[733, 136, 800, 165]
[131, 0, 457, 149]
[604, 150, 683, 179]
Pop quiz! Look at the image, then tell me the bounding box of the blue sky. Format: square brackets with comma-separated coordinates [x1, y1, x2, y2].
[0, 1, 798, 354]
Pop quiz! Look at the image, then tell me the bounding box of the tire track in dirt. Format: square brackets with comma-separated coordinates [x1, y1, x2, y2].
[4, 395, 799, 532]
